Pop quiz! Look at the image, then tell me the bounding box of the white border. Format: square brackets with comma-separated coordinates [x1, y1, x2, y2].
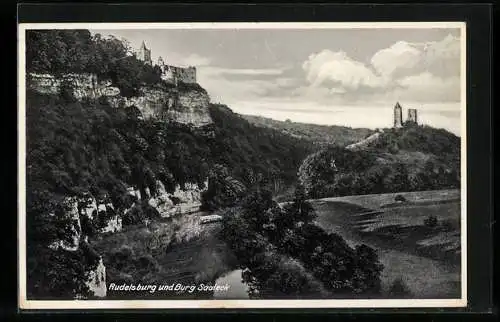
[18, 22, 467, 310]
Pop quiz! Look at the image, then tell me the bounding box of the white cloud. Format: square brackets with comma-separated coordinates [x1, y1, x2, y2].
[370, 34, 460, 78]
[396, 72, 460, 102]
[302, 50, 384, 90]
[370, 41, 421, 77]
[420, 34, 461, 78]
[299, 34, 461, 105]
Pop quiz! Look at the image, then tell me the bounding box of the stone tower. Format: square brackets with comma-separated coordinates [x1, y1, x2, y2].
[408, 108, 418, 124]
[394, 102, 403, 128]
[136, 41, 152, 65]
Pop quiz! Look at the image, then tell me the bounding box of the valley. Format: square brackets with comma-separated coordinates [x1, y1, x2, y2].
[90, 188, 461, 299]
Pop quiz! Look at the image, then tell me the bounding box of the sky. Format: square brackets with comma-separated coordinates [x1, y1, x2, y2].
[91, 27, 463, 135]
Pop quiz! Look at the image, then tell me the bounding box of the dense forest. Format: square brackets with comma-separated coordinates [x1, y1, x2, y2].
[26, 89, 315, 297]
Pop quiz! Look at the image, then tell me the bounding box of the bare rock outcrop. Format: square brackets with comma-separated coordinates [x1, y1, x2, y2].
[28, 72, 213, 127]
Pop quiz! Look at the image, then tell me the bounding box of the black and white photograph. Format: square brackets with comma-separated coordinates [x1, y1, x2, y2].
[18, 22, 466, 309]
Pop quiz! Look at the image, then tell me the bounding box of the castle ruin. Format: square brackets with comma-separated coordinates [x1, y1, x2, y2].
[394, 102, 403, 128]
[393, 102, 418, 128]
[408, 108, 418, 123]
[134, 41, 197, 84]
[157, 57, 197, 85]
[135, 41, 152, 66]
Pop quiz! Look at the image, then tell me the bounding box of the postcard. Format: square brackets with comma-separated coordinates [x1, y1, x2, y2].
[18, 22, 467, 309]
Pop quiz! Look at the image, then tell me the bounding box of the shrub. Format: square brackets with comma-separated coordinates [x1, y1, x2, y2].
[394, 194, 407, 202]
[424, 215, 438, 228]
[170, 196, 181, 205]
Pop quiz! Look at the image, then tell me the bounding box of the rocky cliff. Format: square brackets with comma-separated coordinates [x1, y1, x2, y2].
[128, 179, 208, 219]
[106, 86, 212, 127]
[28, 73, 121, 100]
[85, 257, 107, 298]
[28, 73, 212, 127]
[43, 176, 208, 298]
[45, 193, 123, 298]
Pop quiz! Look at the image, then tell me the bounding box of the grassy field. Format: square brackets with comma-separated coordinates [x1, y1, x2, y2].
[311, 189, 462, 299]
[318, 189, 460, 210]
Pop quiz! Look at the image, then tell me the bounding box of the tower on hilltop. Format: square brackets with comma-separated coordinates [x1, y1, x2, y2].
[136, 41, 152, 65]
[394, 102, 403, 128]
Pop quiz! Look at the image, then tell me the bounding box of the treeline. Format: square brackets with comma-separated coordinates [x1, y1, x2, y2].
[220, 186, 383, 298]
[242, 114, 372, 147]
[27, 30, 163, 97]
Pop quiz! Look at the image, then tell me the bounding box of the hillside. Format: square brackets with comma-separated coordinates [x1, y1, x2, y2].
[241, 114, 373, 147]
[298, 124, 461, 199]
[24, 30, 316, 299]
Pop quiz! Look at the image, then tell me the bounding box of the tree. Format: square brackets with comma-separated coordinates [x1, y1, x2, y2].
[283, 184, 317, 227]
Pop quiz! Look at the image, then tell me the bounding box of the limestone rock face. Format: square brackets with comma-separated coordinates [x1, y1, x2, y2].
[28, 73, 60, 95]
[147, 180, 175, 215]
[140, 179, 208, 218]
[85, 257, 107, 298]
[107, 86, 212, 127]
[172, 181, 208, 204]
[45, 192, 123, 299]
[28, 73, 120, 100]
[99, 203, 123, 233]
[171, 89, 212, 126]
[28, 72, 213, 128]
[79, 195, 98, 220]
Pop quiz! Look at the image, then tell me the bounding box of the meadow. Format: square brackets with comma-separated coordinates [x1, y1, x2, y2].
[311, 189, 461, 299]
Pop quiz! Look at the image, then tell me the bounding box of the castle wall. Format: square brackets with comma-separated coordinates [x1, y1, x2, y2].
[177, 67, 197, 83]
[136, 46, 152, 65]
[136, 42, 196, 83]
[145, 48, 152, 65]
[408, 109, 418, 123]
[160, 65, 196, 84]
